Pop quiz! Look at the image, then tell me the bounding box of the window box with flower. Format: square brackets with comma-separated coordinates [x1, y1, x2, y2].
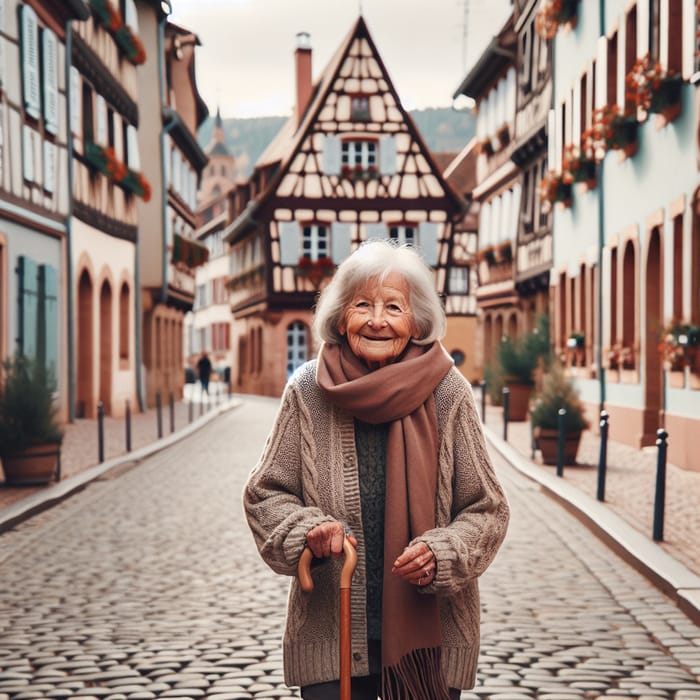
[539, 169, 573, 210]
[626, 53, 683, 123]
[89, 0, 146, 65]
[587, 105, 639, 159]
[535, 0, 580, 39]
[84, 142, 151, 201]
[496, 123, 511, 148]
[478, 245, 498, 266]
[497, 240, 513, 263]
[563, 144, 597, 190]
[658, 322, 700, 373]
[296, 256, 336, 287]
[341, 164, 379, 183]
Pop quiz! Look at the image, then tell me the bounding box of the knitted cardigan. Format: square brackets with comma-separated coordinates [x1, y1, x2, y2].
[243, 360, 510, 690]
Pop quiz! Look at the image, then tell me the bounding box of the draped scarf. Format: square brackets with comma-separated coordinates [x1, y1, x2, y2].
[316, 340, 454, 700]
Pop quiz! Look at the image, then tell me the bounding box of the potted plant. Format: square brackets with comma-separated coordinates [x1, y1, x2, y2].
[587, 105, 639, 159]
[535, 0, 580, 39]
[530, 363, 590, 465]
[495, 315, 551, 421]
[0, 355, 63, 486]
[539, 169, 573, 211]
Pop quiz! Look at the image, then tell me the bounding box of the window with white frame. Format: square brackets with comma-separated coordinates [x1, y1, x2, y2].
[302, 224, 329, 261]
[286, 321, 308, 378]
[389, 225, 416, 246]
[341, 140, 376, 168]
[449, 267, 469, 294]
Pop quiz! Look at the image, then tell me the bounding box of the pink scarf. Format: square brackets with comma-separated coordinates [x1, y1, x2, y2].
[316, 340, 453, 700]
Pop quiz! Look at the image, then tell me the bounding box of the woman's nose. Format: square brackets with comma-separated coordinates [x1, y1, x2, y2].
[368, 305, 387, 326]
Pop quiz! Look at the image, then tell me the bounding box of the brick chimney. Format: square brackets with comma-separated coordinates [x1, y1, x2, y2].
[295, 32, 312, 126]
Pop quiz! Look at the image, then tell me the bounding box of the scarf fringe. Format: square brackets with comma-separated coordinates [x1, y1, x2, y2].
[381, 647, 451, 700]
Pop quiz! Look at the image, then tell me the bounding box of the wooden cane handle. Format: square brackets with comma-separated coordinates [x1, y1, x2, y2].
[297, 537, 357, 593]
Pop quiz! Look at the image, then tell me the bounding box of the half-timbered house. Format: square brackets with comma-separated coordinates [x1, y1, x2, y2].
[0, 1, 90, 422]
[453, 15, 520, 367]
[70, 0, 149, 419]
[224, 17, 465, 397]
[134, 12, 209, 408]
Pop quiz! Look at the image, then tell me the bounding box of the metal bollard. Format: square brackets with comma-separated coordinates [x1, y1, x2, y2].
[188, 398, 193, 424]
[653, 428, 669, 542]
[169, 392, 175, 433]
[97, 401, 104, 463]
[125, 399, 132, 453]
[480, 380, 487, 423]
[597, 410, 609, 501]
[502, 387, 510, 441]
[199, 394, 204, 416]
[156, 391, 163, 439]
[556, 408, 566, 477]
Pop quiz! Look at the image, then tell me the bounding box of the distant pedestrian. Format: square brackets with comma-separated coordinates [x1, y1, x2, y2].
[244, 240, 510, 700]
[197, 352, 212, 394]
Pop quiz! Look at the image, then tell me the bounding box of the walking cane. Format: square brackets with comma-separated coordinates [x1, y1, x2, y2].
[298, 537, 358, 700]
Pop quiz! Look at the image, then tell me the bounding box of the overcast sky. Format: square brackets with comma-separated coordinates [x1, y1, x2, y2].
[169, 0, 511, 119]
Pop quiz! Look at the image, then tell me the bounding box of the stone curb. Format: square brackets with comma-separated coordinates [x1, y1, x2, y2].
[0, 398, 242, 534]
[484, 424, 700, 626]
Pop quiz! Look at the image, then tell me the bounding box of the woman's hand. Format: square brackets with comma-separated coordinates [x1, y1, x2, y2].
[391, 541, 436, 586]
[305, 522, 357, 559]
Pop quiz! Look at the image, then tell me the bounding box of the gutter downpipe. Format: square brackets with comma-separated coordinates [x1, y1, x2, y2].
[597, 0, 607, 413]
[65, 21, 76, 422]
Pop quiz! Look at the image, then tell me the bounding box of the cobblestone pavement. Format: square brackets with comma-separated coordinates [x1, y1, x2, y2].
[482, 401, 700, 578]
[0, 396, 699, 699]
[0, 382, 231, 512]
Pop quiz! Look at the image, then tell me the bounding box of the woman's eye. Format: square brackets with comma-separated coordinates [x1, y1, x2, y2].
[355, 301, 370, 309]
[387, 304, 402, 312]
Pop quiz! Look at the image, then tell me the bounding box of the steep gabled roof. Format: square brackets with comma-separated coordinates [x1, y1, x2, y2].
[226, 16, 464, 241]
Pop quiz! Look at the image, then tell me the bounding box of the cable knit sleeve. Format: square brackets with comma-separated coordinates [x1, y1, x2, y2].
[411, 378, 510, 596]
[243, 376, 335, 577]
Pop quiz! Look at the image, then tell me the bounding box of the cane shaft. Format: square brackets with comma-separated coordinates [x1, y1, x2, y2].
[339, 587, 352, 700]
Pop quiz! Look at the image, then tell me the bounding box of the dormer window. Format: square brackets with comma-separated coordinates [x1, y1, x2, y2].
[351, 94, 370, 121]
[341, 139, 376, 169]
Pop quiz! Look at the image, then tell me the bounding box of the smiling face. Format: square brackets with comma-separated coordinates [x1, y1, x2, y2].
[338, 273, 417, 369]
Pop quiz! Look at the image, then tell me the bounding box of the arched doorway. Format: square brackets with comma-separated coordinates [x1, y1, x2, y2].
[643, 228, 663, 443]
[77, 270, 93, 418]
[99, 280, 112, 413]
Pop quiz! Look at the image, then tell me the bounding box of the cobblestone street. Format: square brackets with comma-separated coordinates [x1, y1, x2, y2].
[0, 396, 699, 699]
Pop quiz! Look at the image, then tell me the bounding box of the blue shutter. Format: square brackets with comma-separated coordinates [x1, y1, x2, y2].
[418, 222, 439, 266]
[379, 136, 397, 176]
[278, 221, 300, 265]
[322, 135, 341, 175]
[39, 264, 58, 376]
[331, 222, 352, 263]
[364, 223, 386, 241]
[17, 256, 39, 359]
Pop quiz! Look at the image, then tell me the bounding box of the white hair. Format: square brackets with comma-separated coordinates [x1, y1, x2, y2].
[313, 240, 446, 345]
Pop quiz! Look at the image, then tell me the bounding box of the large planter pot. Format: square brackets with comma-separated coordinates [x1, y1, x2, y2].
[503, 381, 533, 422]
[1, 443, 61, 486]
[534, 428, 582, 465]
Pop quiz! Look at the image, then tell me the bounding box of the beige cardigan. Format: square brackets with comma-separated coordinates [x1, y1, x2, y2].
[243, 360, 510, 690]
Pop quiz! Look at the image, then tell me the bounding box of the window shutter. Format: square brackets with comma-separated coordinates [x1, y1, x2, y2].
[39, 264, 58, 375]
[18, 256, 39, 359]
[22, 125, 34, 182]
[379, 136, 396, 175]
[21, 4, 40, 119]
[683, 0, 695, 78]
[96, 94, 107, 145]
[322, 134, 341, 175]
[637, 0, 649, 58]
[43, 140, 56, 193]
[418, 222, 439, 266]
[365, 222, 386, 240]
[124, 0, 138, 31]
[595, 36, 607, 109]
[126, 124, 140, 170]
[511, 183, 522, 239]
[43, 28, 58, 135]
[0, 0, 5, 90]
[278, 221, 300, 265]
[331, 222, 352, 263]
[70, 66, 81, 136]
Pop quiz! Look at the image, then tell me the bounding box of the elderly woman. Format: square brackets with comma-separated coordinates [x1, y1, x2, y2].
[244, 240, 509, 700]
